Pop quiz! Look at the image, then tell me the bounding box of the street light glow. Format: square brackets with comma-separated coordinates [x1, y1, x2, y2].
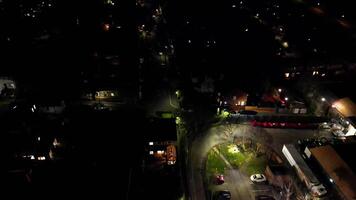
[321, 97, 326, 102]
[284, 97, 288, 101]
[278, 88, 282, 92]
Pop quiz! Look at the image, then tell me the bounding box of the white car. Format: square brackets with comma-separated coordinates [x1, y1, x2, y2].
[250, 174, 266, 183]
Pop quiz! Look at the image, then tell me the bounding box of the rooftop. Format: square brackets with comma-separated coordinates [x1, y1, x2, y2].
[310, 145, 356, 200]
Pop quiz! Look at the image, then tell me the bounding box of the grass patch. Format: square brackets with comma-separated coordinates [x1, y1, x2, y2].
[243, 155, 267, 175]
[206, 150, 226, 177]
[218, 143, 254, 168]
[217, 143, 267, 175]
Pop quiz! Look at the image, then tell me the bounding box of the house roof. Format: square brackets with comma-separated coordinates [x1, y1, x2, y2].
[333, 98, 356, 117]
[310, 145, 356, 200]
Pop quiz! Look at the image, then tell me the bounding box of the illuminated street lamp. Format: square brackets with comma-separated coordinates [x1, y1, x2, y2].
[321, 97, 326, 102]
[278, 88, 282, 93]
[284, 97, 288, 101]
[282, 41, 289, 48]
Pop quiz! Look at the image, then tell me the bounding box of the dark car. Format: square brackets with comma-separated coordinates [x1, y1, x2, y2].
[214, 190, 231, 200]
[255, 195, 275, 200]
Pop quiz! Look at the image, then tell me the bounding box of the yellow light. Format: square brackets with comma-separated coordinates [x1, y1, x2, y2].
[282, 41, 289, 48]
[228, 144, 239, 154]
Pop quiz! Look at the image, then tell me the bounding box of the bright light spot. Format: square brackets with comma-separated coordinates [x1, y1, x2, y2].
[149, 142, 154, 146]
[157, 150, 165, 154]
[228, 145, 239, 154]
[341, 14, 345, 18]
[284, 97, 289, 101]
[48, 3, 52, 7]
[188, 39, 191, 44]
[278, 88, 282, 93]
[31, 108, 34, 112]
[30, 155, 35, 160]
[282, 41, 289, 48]
[241, 101, 245, 106]
[332, 104, 337, 108]
[110, 92, 115, 97]
[235, 103, 238, 106]
[37, 156, 46, 161]
[224, 101, 227, 105]
[329, 178, 333, 183]
[176, 117, 181, 124]
[37, 137, 41, 141]
[159, 52, 163, 56]
[232, 4, 236, 8]
[317, 2, 320, 6]
[149, 151, 154, 155]
[285, 73, 290, 78]
[245, 28, 249, 32]
[321, 73, 325, 77]
[346, 121, 350, 125]
[321, 97, 326, 102]
[33, 104, 36, 109]
[103, 24, 110, 31]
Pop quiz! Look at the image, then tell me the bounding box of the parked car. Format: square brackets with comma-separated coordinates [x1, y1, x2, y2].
[215, 174, 224, 184]
[250, 174, 266, 183]
[213, 190, 231, 200]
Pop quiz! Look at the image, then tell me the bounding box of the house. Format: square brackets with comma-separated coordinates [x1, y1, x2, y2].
[144, 118, 177, 168]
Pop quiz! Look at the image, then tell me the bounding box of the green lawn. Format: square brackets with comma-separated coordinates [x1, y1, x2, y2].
[206, 150, 226, 176]
[217, 143, 267, 175]
[243, 155, 267, 175]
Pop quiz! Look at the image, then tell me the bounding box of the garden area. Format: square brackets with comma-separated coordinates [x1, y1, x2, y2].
[205, 141, 268, 182]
